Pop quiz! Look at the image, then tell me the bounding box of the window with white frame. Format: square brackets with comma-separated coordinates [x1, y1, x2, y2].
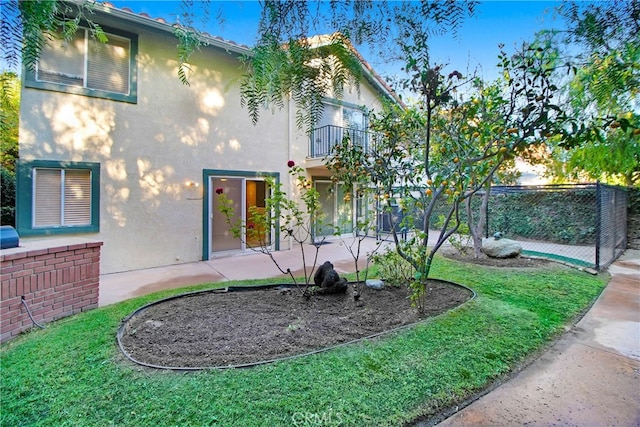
[26, 26, 137, 103]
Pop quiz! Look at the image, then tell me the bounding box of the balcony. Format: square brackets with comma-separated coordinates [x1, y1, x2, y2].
[309, 125, 374, 158]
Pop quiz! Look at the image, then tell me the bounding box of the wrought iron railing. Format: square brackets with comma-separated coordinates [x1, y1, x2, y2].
[309, 125, 375, 158]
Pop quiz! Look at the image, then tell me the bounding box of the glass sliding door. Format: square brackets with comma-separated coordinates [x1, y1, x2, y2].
[210, 177, 271, 255]
[245, 179, 270, 248]
[336, 185, 354, 234]
[211, 177, 243, 252]
[316, 181, 336, 237]
[314, 180, 354, 239]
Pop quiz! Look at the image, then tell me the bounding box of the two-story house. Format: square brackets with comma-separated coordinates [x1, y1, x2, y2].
[16, 1, 399, 274]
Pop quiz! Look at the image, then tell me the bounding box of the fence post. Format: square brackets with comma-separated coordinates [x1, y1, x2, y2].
[612, 187, 618, 260]
[485, 190, 490, 239]
[595, 181, 601, 270]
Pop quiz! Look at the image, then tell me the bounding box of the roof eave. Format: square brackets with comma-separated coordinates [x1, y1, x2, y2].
[88, 1, 253, 56]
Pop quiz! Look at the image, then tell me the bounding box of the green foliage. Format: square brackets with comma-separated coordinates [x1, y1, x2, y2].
[1, 167, 16, 226]
[552, 122, 640, 187]
[540, 1, 640, 186]
[240, 1, 478, 133]
[487, 189, 597, 245]
[327, 39, 567, 311]
[0, 71, 18, 226]
[629, 187, 640, 215]
[0, 72, 20, 174]
[173, 26, 204, 86]
[436, 214, 471, 251]
[240, 34, 362, 132]
[17, 0, 107, 72]
[1, 0, 21, 70]
[0, 260, 607, 426]
[370, 246, 416, 288]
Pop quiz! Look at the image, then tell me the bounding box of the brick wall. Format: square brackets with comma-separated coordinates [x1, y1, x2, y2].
[0, 239, 103, 342]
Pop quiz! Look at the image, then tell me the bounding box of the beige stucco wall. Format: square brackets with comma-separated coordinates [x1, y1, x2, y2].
[19, 16, 388, 274]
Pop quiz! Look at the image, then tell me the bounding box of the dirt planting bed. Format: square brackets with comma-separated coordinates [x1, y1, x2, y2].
[119, 280, 473, 369]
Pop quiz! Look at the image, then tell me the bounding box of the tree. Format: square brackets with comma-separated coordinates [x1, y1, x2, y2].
[542, 0, 640, 186]
[1, 72, 20, 174]
[0, 71, 20, 227]
[5, 0, 481, 142]
[241, 0, 477, 131]
[430, 78, 522, 258]
[1, 167, 16, 226]
[327, 40, 566, 311]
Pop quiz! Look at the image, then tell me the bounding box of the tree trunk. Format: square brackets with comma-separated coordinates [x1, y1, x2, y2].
[467, 183, 490, 258]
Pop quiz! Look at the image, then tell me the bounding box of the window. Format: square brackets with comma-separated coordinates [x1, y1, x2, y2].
[17, 161, 100, 236]
[311, 100, 368, 157]
[25, 26, 137, 103]
[34, 168, 92, 227]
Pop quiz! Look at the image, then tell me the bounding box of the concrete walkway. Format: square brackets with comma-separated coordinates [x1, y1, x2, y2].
[433, 249, 640, 427]
[99, 241, 639, 426]
[99, 238, 392, 306]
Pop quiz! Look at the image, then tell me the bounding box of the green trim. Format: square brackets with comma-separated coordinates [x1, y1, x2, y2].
[16, 160, 101, 236]
[522, 250, 594, 269]
[23, 25, 138, 104]
[201, 170, 280, 260]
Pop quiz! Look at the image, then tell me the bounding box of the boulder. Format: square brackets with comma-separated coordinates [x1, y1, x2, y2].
[482, 238, 522, 258]
[365, 279, 385, 290]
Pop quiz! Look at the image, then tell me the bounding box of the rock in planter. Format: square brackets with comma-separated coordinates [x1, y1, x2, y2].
[365, 279, 385, 290]
[482, 237, 522, 258]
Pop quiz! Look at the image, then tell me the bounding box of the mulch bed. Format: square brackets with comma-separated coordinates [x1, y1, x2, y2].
[439, 246, 552, 268]
[119, 280, 473, 369]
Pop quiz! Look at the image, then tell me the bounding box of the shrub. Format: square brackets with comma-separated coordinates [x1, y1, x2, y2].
[371, 246, 415, 287]
[1, 167, 15, 226]
[487, 189, 597, 244]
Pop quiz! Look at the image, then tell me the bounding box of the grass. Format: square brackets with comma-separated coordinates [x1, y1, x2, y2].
[1, 256, 607, 426]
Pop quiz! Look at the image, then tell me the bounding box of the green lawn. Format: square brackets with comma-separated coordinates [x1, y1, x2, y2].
[1, 256, 607, 426]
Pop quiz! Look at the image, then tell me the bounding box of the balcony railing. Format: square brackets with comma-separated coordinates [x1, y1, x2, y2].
[309, 125, 376, 158]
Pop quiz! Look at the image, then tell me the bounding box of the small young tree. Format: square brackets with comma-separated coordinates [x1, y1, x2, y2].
[217, 161, 329, 296]
[331, 185, 387, 297]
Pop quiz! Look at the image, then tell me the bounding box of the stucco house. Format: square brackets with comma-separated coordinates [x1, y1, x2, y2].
[16, 1, 399, 274]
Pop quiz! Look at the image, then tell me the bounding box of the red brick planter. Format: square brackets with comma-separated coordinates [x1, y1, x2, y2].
[1, 239, 103, 342]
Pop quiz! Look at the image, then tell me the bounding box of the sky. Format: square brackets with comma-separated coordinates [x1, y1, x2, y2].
[109, 0, 568, 83]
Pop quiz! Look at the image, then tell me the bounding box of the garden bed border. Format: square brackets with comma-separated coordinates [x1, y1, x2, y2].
[116, 280, 476, 371]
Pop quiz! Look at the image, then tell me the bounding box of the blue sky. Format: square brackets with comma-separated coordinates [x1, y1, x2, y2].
[112, 0, 567, 82]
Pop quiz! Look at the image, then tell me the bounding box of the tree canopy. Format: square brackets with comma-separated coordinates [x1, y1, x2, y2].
[543, 0, 640, 186]
[0, 72, 19, 174]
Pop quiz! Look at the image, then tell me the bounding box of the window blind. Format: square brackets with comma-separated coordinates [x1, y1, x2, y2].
[37, 31, 85, 87]
[63, 169, 92, 225]
[37, 28, 131, 95]
[87, 34, 130, 94]
[33, 168, 92, 227]
[34, 169, 62, 226]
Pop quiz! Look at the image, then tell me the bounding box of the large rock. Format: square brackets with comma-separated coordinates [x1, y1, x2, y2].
[365, 279, 385, 290]
[482, 238, 522, 258]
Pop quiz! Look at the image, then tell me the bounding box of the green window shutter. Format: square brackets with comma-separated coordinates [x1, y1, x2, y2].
[34, 169, 62, 227]
[87, 34, 131, 95]
[63, 169, 92, 225]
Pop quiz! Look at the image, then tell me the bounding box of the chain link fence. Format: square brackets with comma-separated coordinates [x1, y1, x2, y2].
[483, 183, 628, 270]
[377, 183, 629, 271]
[595, 183, 629, 269]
